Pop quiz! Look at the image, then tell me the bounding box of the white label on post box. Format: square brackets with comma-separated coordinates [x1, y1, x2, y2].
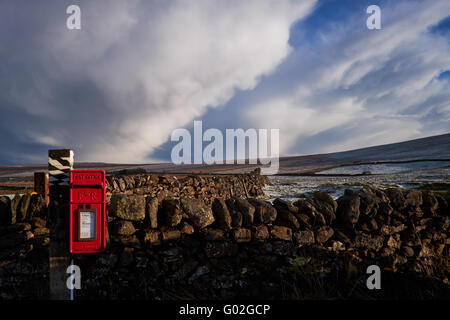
[79, 210, 95, 240]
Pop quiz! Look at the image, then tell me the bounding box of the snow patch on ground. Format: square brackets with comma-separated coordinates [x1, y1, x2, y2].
[264, 166, 449, 202]
[317, 161, 450, 175]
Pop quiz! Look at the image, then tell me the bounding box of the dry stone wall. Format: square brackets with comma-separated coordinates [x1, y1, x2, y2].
[105, 169, 269, 205]
[0, 177, 449, 299]
[0, 194, 49, 299]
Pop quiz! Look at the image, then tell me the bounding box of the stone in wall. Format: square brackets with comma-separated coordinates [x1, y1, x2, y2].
[109, 220, 136, 236]
[294, 198, 327, 229]
[274, 209, 300, 230]
[109, 194, 146, 221]
[9, 195, 21, 225]
[27, 194, 47, 220]
[225, 198, 243, 228]
[144, 230, 161, 246]
[273, 198, 298, 214]
[161, 199, 183, 227]
[232, 228, 251, 243]
[294, 230, 315, 246]
[270, 225, 292, 241]
[336, 193, 360, 228]
[248, 199, 277, 225]
[252, 225, 269, 241]
[211, 198, 232, 230]
[0, 196, 11, 226]
[146, 197, 158, 229]
[232, 198, 254, 227]
[180, 198, 214, 228]
[161, 229, 181, 242]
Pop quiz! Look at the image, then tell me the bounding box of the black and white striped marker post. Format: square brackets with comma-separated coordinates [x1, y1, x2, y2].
[48, 150, 73, 186]
[48, 149, 73, 300]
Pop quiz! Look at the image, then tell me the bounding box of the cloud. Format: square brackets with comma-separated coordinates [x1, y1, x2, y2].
[1, 0, 449, 165]
[0, 0, 316, 163]
[229, 0, 450, 155]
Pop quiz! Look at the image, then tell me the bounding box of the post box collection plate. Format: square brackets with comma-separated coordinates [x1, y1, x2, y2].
[79, 209, 96, 240]
[69, 170, 106, 253]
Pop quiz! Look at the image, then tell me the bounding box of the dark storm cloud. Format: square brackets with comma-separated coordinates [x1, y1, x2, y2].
[1, 0, 449, 165]
[0, 0, 315, 164]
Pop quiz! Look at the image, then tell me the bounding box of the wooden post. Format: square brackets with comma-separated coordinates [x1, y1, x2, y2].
[34, 172, 49, 206]
[48, 149, 73, 300]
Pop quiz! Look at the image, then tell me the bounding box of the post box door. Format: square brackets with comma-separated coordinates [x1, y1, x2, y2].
[70, 203, 105, 253]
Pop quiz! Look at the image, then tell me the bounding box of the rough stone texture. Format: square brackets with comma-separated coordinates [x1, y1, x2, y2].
[294, 230, 315, 246]
[405, 190, 423, 207]
[226, 198, 243, 228]
[252, 225, 269, 241]
[248, 199, 277, 225]
[270, 226, 292, 241]
[0, 196, 11, 226]
[296, 213, 312, 229]
[387, 234, 401, 249]
[105, 170, 269, 206]
[381, 224, 406, 235]
[233, 198, 254, 227]
[146, 197, 158, 229]
[109, 220, 136, 236]
[402, 246, 415, 257]
[201, 228, 226, 241]
[211, 198, 232, 230]
[32, 227, 50, 237]
[110, 194, 146, 221]
[110, 235, 142, 248]
[31, 217, 46, 228]
[385, 188, 406, 210]
[232, 228, 251, 243]
[294, 199, 327, 229]
[180, 222, 194, 235]
[422, 191, 438, 213]
[354, 233, 384, 252]
[275, 209, 300, 230]
[314, 200, 336, 225]
[336, 194, 360, 227]
[314, 191, 338, 212]
[316, 226, 334, 243]
[161, 229, 181, 242]
[27, 195, 46, 220]
[161, 199, 183, 227]
[230, 211, 243, 228]
[9, 195, 21, 225]
[18, 194, 31, 222]
[144, 230, 161, 245]
[357, 187, 380, 217]
[180, 198, 215, 229]
[1, 184, 449, 300]
[293, 199, 316, 217]
[273, 198, 299, 214]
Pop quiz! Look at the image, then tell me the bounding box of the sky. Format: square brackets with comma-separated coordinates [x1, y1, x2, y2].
[0, 0, 449, 165]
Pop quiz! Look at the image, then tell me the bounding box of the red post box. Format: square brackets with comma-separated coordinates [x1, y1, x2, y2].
[69, 170, 106, 253]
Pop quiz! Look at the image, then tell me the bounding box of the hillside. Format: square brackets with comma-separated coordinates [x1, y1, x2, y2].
[0, 133, 449, 181]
